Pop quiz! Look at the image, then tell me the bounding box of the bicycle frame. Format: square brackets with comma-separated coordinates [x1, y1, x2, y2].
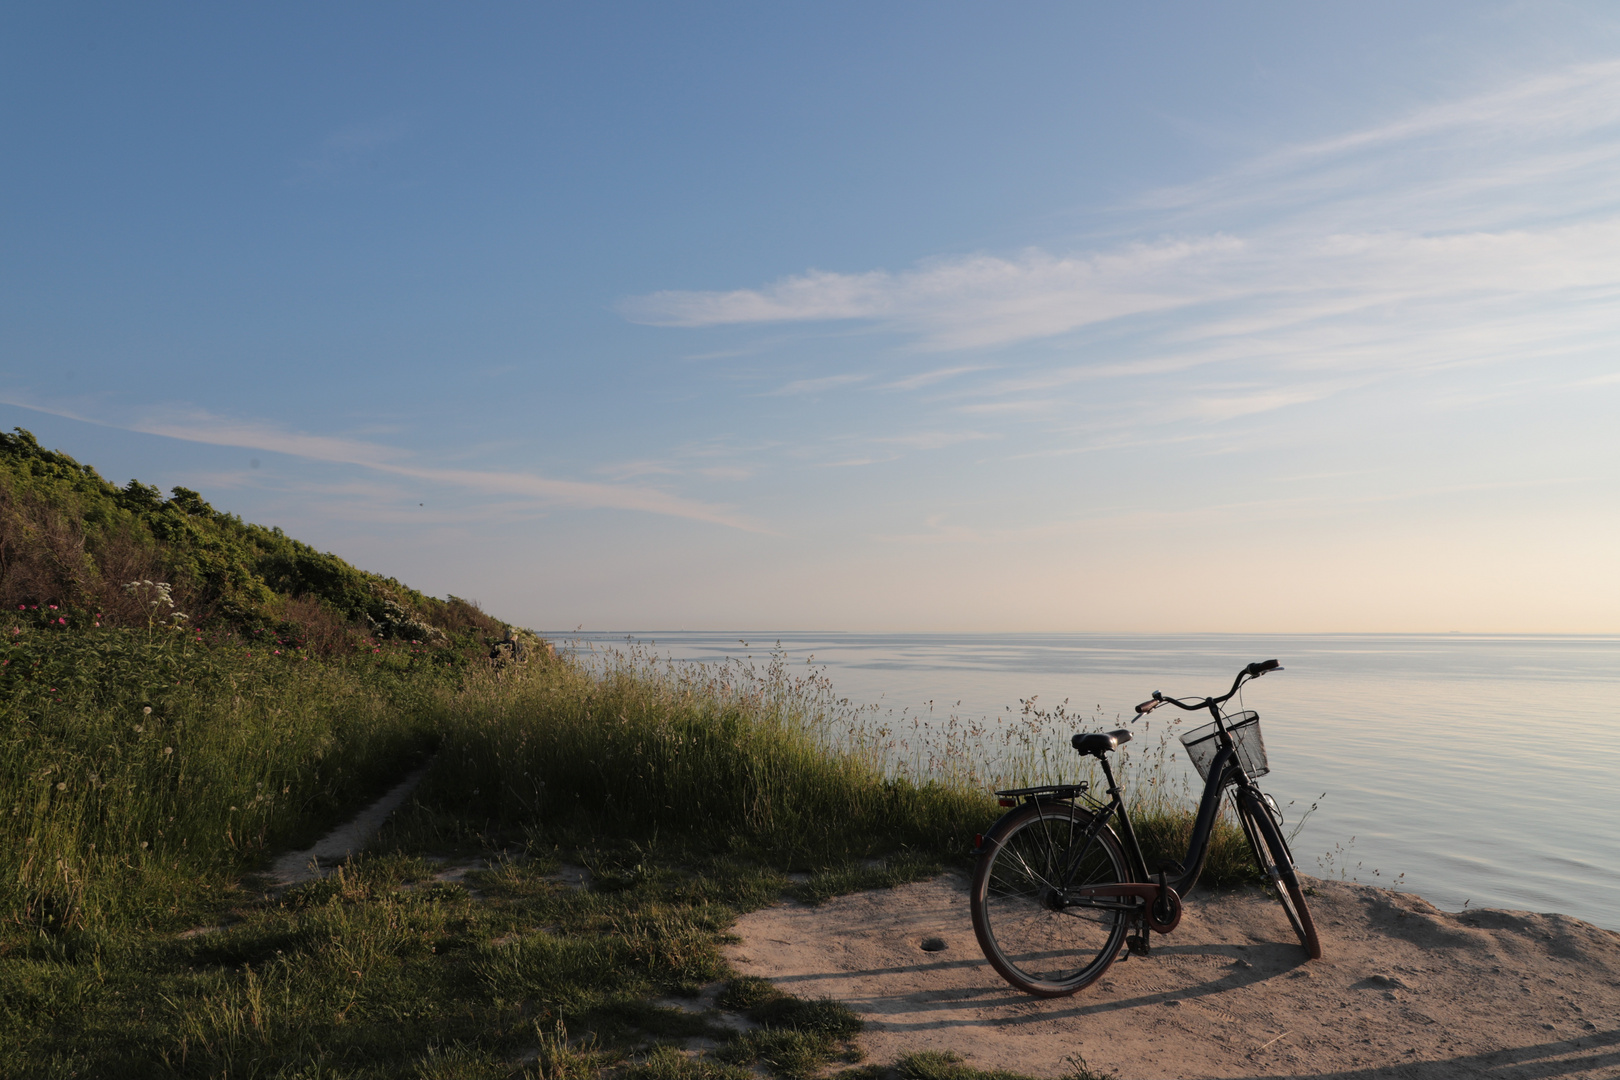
[996, 662, 1275, 923]
[1050, 739, 1241, 907]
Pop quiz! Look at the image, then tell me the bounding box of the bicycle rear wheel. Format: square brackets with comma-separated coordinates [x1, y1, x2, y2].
[970, 800, 1132, 996]
[1237, 794, 1322, 959]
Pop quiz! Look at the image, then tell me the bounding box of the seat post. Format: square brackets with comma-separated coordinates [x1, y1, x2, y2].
[1097, 752, 1122, 801]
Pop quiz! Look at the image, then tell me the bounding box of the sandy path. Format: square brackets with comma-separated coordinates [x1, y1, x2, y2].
[726, 873, 1620, 1079]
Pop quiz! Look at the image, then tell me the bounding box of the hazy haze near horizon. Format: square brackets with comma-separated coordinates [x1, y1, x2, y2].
[4, 4, 1619, 632]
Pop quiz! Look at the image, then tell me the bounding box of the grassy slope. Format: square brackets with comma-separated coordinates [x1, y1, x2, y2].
[1, 431, 1252, 1079]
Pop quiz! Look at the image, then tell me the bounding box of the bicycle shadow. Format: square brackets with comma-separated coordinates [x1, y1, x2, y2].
[765, 938, 1311, 1028]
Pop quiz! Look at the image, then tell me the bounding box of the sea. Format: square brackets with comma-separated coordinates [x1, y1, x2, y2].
[549, 631, 1620, 931]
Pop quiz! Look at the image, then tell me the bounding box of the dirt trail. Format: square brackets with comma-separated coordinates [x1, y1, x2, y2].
[266, 762, 433, 886]
[727, 873, 1620, 1079]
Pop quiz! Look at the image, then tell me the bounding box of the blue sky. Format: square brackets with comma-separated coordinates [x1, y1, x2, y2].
[5, 3, 1619, 632]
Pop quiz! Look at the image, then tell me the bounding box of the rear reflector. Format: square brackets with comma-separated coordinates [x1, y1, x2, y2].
[998, 797, 1017, 807]
[973, 833, 983, 850]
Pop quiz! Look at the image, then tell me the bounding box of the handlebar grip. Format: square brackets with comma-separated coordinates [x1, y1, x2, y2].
[1135, 698, 1160, 715]
[1246, 659, 1281, 676]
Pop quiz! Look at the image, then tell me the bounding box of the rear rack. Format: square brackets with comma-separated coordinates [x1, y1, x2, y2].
[993, 782, 1089, 800]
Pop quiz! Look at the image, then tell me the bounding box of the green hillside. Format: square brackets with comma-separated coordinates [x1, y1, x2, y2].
[0, 427, 507, 655]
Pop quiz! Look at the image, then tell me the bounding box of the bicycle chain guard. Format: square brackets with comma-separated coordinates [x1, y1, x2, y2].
[1067, 881, 1183, 934]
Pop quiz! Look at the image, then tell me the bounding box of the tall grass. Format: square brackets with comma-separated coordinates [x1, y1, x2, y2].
[419, 642, 1257, 884]
[420, 643, 993, 863]
[1, 622, 439, 936]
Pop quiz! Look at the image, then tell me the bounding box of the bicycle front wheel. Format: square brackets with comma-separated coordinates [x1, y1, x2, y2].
[970, 800, 1132, 996]
[1238, 795, 1322, 959]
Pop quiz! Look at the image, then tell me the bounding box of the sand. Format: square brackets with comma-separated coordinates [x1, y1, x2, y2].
[726, 872, 1620, 1079]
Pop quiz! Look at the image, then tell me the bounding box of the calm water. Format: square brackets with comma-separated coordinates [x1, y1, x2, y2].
[552, 632, 1620, 930]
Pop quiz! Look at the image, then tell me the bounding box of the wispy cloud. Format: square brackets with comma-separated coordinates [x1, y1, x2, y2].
[622, 59, 1620, 389]
[3, 397, 770, 533]
[136, 412, 410, 468]
[765, 373, 872, 396]
[626, 237, 1249, 350]
[880, 365, 993, 391]
[872, 430, 996, 451]
[291, 117, 411, 182]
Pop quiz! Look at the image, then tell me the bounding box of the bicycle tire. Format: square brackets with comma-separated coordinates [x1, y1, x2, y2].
[970, 800, 1133, 996]
[1237, 795, 1322, 959]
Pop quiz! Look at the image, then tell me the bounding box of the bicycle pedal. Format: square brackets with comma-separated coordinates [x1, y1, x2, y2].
[1127, 933, 1151, 957]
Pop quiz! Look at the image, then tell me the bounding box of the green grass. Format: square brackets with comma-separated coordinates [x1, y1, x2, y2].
[3, 618, 1266, 1077]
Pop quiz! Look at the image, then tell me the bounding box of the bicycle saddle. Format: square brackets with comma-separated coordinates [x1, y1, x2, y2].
[1071, 729, 1133, 756]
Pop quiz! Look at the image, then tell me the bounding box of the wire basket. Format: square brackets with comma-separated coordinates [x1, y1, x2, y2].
[1179, 710, 1269, 780]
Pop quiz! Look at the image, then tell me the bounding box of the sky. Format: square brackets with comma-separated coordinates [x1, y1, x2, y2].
[4, 3, 1619, 633]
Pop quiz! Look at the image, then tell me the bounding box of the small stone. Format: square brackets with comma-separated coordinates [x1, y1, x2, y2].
[920, 937, 947, 952]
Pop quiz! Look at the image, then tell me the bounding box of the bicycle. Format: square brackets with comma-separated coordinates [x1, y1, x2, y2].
[969, 659, 1321, 997]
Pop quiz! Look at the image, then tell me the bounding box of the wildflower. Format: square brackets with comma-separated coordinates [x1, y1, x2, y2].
[57, 618, 66, 625]
[143, 706, 152, 715]
[55, 782, 66, 791]
[49, 605, 57, 610]
[140, 841, 148, 849]
[163, 746, 173, 755]
[134, 725, 143, 733]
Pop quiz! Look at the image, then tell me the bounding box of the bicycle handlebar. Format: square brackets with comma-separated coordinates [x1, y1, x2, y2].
[1142, 660, 1282, 713]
